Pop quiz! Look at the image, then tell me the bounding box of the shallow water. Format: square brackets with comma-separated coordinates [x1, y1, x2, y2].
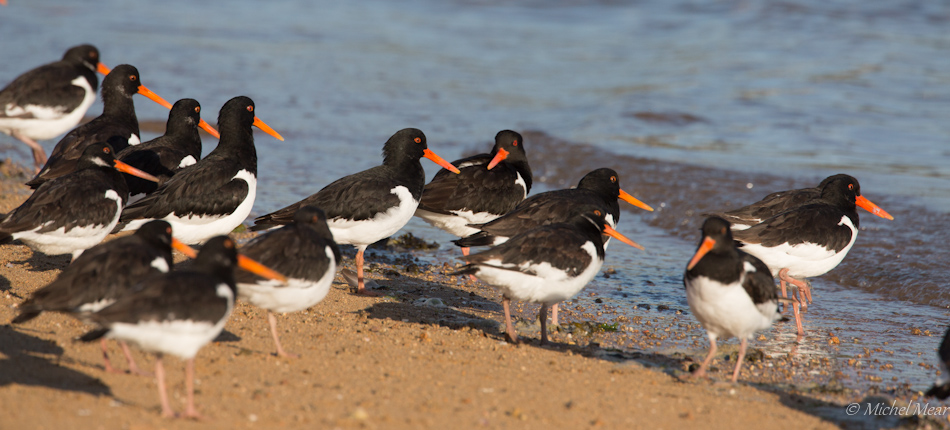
[2, 0, 949, 398]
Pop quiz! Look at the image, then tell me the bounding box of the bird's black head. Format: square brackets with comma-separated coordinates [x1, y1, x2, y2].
[134, 220, 174, 250]
[576, 168, 621, 197]
[76, 140, 118, 170]
[819, 174, 861, 207]
[218, 96, 256, 131]
[168, 98, 202, 129]
[492, 130, 526, 159]
[382, 128, 428, 165]
[569, 204, 611, 233]
[686, 217, 736, 271]
[293, 206, 329, 225]
[699, 216, 734, 244]
[101, 64, 143, 103]
[195, 236, 239, 281]
[63, 44, 100, 71]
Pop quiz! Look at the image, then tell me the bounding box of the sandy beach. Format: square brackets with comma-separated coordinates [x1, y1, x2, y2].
[0, 157, 943, 430]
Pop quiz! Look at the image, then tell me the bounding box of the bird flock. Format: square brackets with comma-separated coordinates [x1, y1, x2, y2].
[1, 44, 935, 419]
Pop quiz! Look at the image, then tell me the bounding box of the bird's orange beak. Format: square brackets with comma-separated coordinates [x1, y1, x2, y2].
[855, 195, 894, 220]
[486, 148, 509, 170]
[171, 238, 198, 258]
[252, 116, 284, 141]
[237, 254, 288, 282]
[603, 224, 645, 250]
[114, 160, 160, 183]
[687, 237, 716, 270]
[619, 188, 654, 212]
[424, 149, 461, 174]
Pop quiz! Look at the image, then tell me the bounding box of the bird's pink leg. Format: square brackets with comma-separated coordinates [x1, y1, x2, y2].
[354, 247, 379, 296]
[539, 303, 550, 345]
[503, 296, 518, 344]
[550, 303, 559, 326]
[155, 355, 176, 418]
[182, 358, 201, 419]
[12, 130, 46, 172]
[100, 339, 122, 374]
[731, 338, 749, 383]
[119, 341, 151, 376]
[268, 311, 299, 358]
[693, 336, 718, 379]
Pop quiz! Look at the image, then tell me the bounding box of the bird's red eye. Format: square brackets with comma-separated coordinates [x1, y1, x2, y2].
[594, 210, 602, 216]
[848, 183, 854, 190]
[129, 75, 137, 82]
[414, 137, 422, 143]
[195, 106, 200, 114]
[720, 227, 726, 234]
[166, 227, 172, 234]
[611, 176, 617, 183]
[103, 147, 110, 154]
[247, 105, 254, 112]
[513, 140, 518, 146]
[224, 239, 234, 249]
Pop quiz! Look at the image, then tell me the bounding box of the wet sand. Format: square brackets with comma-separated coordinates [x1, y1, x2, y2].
[0, 158, 940, 430]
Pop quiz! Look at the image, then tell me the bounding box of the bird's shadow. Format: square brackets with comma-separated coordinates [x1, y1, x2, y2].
[6, 248, 71, 273]
[0, 325, 111, 396]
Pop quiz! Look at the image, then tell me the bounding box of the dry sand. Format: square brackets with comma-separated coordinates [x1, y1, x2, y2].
[0, 159, 939, 430]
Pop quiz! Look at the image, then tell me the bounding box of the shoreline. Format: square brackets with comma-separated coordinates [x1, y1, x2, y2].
[0, 158, 942, 429]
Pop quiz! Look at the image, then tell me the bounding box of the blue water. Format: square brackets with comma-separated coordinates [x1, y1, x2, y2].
[2, 0, 950, 395]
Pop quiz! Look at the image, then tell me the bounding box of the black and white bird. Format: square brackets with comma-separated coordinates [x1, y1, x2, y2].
[11, 220, 192, 374]
[236, 206, 341, 358]
[454, 167, 652, 248]
[78, 236, 284, 419]
[0, 141, 159, 259]
[730, 175, 893, 336]
[117, 96, 283, 244]
[452, 205, 642, 345]
[415, 130, 532, 256]
[926, 326, 950, 399]
[252, 128, 459, 295]
[453, 167, 652, 325]
[684, 217, 782, 383]
[705, 174, 891, 230]
[116, 98, 208, 203]
[0, 44, 107, 170]
[26, 64, 175, 188]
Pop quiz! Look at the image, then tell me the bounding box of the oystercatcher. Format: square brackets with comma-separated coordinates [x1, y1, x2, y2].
[117, 98, 206, 203]
[730, 175, 893, 336]
[78, 236, 284, 419]
[415, 129, 532, 256]
[0, 140, 159, 259]
[706, 174, 891, 230]
[453, 167, 653, 324]
[0, 45, 108, 171]
[684, 217, 782, 383]
[26, 64, 175, 188]
[117, 96, 284, 244]
[454, 167, 652, 248]
[11, 220, 192, 374]
[452, 205, 643, 345]
[252, 128, 459, 295]
[236, 206, 340, 357]
[926, 326, 950, 399]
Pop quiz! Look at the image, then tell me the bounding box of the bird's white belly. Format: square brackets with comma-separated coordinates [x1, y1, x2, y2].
[740, 216, 858, 278]
[13, 190, 121, 256]
[0, 77, 96, 140]
[685, 275, 778, 341]
[328, 186, 417, 246]
[475, 241, 602, 304]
